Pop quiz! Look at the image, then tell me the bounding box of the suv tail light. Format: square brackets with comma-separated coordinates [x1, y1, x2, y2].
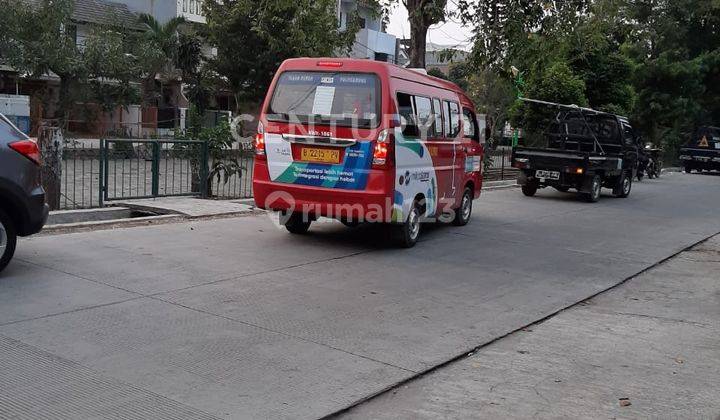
[255, 121, 266, 159]
[9, 138, 41, 165]
[372, 129, 394, 168]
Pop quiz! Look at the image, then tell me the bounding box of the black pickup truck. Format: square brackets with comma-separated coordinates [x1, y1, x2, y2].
[679, 126, 720, 173]
[511, 102, 638, 202]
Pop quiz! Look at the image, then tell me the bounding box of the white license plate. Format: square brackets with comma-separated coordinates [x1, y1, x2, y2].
[535, 170, 560, 180]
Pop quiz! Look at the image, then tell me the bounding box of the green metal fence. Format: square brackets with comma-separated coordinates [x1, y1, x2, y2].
[99, 139, 209, 206]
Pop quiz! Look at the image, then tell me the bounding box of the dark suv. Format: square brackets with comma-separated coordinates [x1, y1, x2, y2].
[0, 113, 48, 273]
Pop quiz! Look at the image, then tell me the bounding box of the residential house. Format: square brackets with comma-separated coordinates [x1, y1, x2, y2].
[337, 0, 397, 63]
[0, 0, 144, 135]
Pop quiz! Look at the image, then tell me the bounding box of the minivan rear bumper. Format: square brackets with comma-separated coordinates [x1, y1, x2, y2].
[253, 174, 394, 223]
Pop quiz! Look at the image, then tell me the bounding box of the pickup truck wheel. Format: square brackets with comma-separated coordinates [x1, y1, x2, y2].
[0, 209, 17, 274]
[396, 201, 422, 248]
[521, 183, 538, 197]
[453, 187, 473, 226]
[684, 166, 693, 174]
[617, 171, 632, 198]
[283, 212, 312, 234]
[582, 175, 602, 203]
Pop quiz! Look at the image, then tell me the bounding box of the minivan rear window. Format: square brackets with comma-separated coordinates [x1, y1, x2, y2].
[267, 72, 379, 128]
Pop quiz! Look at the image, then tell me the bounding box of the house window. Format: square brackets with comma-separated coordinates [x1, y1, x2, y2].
[190, 0, 195, 14]
[183, 0, 187, 12]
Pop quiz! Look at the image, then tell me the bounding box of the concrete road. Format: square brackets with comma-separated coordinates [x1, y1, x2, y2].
[0, 172, 718, 419]
[339, 234, 720, 420]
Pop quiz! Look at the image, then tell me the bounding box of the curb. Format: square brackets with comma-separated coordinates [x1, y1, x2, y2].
[483, 180, 518, 191]
[40, 215, 184, 236]
[38, 209, 266, 236]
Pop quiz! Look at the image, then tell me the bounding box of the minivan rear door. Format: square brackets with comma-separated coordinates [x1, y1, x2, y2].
[264, 71, 380, 190]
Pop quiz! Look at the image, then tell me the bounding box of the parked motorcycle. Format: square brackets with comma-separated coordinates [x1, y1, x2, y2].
[637, 143, 663, 180]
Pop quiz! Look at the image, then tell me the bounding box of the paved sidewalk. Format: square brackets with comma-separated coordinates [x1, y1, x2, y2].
[340, 235, 720, 419]
[114, 196, 254, 217]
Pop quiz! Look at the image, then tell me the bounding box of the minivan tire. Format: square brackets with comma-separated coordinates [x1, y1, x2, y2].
[397, 201, 422, 248]
[0, 208, 17, 274]
[283, 212, 311, 234]
[453, 187, 473, 226]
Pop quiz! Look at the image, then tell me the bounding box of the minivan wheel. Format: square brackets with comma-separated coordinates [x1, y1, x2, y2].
[283, 212, 311, 234]
[453, 187, 473, 226]
[397, 202, 422, 248]
[0, 209, 17, 274]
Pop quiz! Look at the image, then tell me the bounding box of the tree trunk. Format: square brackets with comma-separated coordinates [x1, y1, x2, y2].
[56, 75, 72, 129]
[408, 24, 428, 68]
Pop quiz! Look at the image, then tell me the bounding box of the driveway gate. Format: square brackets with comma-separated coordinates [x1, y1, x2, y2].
[100, 139, 208, 206]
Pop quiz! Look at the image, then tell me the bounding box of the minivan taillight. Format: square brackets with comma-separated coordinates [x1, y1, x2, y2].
[9, 139, 41, 165]
[372, 129, 394, 168]
[255, 121, 266, 159]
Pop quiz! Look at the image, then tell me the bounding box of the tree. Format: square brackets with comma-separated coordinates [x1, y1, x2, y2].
[626, 0, 720, 157]
[427, 68, 448, 79]
[403, 0, 448, 68]
[467, 69, 514, 147]
[0, 0, 158, 126]
[510, 61, 589, 145]
[203, 0, 356, 107]
[137, 14, 187, 106]
[0, 0, 84, 122]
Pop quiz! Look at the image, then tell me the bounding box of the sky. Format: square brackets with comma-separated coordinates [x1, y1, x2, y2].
[385, 2, 475, 51]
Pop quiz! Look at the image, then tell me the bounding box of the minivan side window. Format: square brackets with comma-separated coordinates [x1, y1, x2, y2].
[462, 108, 479, 141]
[445, 101, 461, 138]
[413, 96, 434, 139]
[432, 98, 443, 137]
[397, 92, 419, 137]
[442, 101, 451, 137]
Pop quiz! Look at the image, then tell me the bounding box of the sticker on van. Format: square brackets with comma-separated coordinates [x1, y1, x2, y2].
[391, 130, 438, 221]
[265, 134, 373, 190]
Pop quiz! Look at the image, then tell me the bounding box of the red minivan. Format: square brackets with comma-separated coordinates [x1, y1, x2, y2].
[253, 58, 484, 247]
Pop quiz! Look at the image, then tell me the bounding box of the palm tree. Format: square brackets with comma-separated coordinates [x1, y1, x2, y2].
[137, 14, 187, 106]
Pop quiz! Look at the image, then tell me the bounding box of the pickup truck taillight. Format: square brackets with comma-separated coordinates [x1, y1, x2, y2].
[254, 121, 266, 160]
[512, 158, 528, 169]
[9, 139, 41, 165]
[372, 129, 394, 169]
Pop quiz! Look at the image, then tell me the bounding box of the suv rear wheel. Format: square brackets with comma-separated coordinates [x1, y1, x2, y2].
[0, 208, 17, 274]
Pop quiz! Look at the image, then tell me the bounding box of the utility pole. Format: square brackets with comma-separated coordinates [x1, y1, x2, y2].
[511, 66, 525, 148]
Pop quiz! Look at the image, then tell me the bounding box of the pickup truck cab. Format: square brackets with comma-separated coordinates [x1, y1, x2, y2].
[680, 126, 720, 173]
[512, 109, 638, 202]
